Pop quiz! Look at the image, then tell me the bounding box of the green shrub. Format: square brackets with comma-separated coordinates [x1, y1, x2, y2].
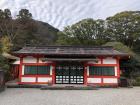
[132, 77, 140, 86]
[0, 55, 11, 81]
[133, 82, 140, 86]
[136, 77, 140, 82]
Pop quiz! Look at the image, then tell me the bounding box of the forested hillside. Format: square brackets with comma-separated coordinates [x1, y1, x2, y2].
[57, 11, 140, 59]
[0, 9, 59, 52]
[57, 11, 140, 49]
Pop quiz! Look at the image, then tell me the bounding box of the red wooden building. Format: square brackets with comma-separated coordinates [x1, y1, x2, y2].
[12, 46, 129, 86]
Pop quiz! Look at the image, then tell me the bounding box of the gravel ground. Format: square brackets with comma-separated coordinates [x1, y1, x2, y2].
[0, 87, 140, 105]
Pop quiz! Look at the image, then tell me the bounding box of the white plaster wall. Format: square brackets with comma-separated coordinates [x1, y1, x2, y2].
[39, 58, 53, 63]
[50, 66, 53, 75]
[37, 77, 52, 82]
[115, 66, 117, 76]
[87, 59, 101, 64]
[23, 56, 37, 63]
[12, 59, 20, 64]
[87, 78, 101, 83]
[103, 57, 117, 64]
[103, 78, 118, 83]
[22, 65, 25, 75]
[87, 66, 89, 76]
[21, 77, 36, 82]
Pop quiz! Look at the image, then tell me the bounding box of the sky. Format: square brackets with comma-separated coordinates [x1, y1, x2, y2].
[0, 0, 140, 30]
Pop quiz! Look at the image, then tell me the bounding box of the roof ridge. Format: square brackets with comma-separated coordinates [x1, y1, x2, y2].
[23, 45, 113, 48]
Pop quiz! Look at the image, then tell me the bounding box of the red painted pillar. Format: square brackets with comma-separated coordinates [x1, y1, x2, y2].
[99, 57, 104, 86]
[37, 57, 39, 63]
[84, 63, 87, 85]
[100, 56, 103, 64]
[116, 57, 120, 87]
[117, 57, 120, 78]
[19, 56, 23, 84]
[52, 63, 56, 85]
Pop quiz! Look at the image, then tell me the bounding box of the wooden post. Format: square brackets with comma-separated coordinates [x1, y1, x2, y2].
[19, 56, 23, 84]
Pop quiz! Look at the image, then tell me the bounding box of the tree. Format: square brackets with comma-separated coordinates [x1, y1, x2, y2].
[17, 9, 32, 19]
[103, 42, 139, 78]
[106, 11, 140, 48]
[57, 19, 107, 45]
[0, 9, 11, 19]
[0, 36, 11, 76]
[0, 36, 12, 53]
[3, 9, 12, 19]
[0, 9, 17, 45]
[103, 42, 135, 55]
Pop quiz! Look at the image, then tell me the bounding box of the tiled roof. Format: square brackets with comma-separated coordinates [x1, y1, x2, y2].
[13, 46, 129, 56]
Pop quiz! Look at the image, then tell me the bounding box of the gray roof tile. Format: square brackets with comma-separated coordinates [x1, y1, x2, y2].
[13, 46, 129, 56]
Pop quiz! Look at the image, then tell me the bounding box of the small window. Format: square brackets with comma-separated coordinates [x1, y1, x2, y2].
[89, 66, 115, 76]
[38, 66, 50, 75]
[24, 66, 37, 75]
[24, 65, 50, 75]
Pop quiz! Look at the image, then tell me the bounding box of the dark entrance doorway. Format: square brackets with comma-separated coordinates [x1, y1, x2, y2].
[55, 62, 84, 84]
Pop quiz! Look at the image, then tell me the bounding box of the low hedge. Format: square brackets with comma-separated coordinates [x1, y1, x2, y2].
[136, 77, 140, 82]
[133, 82, 140, 86]
[133, 77, 140, 86]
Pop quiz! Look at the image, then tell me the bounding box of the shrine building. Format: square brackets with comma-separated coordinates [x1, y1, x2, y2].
[11, 46, 129, 86]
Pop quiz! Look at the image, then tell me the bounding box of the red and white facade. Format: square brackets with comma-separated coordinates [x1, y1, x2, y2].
[86, 57, 120, 86]
[12, 56, 121, 86]
[11, 46, 129, 87]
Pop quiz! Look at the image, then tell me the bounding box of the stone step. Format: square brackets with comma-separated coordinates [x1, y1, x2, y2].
[7, 84, 99, 90]
[40, 86, 99, 90]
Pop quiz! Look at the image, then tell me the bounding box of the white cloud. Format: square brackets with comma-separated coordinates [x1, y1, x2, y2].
[0, 0, 140, 30]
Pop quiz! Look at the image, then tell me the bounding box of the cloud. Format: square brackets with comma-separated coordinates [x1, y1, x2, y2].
[0, 0, 140, 30]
